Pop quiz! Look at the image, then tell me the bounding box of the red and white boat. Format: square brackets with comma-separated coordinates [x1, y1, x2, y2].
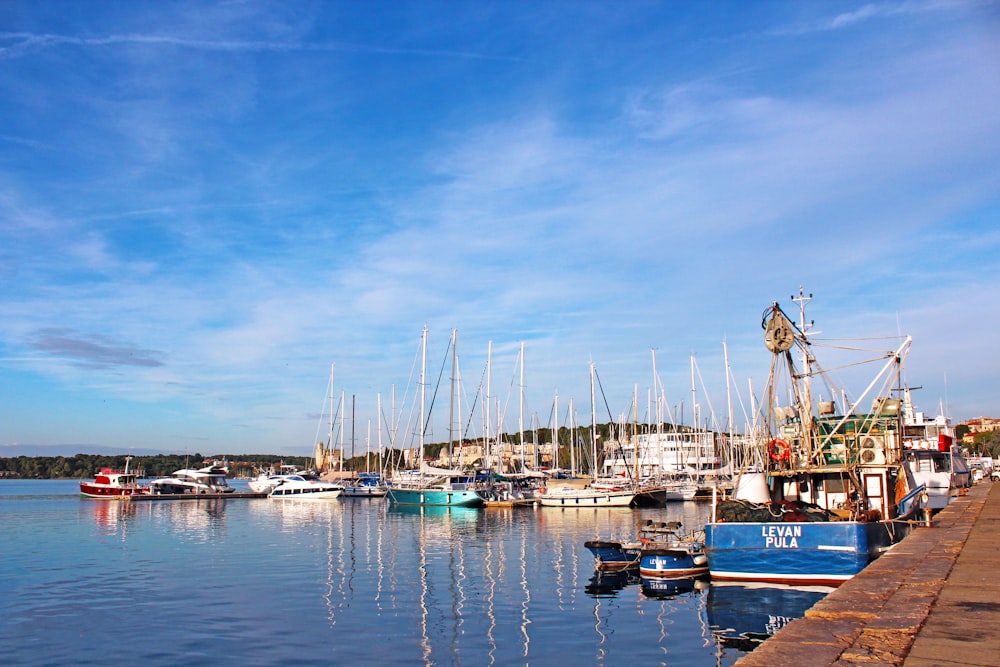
[80, 457, 149, 498]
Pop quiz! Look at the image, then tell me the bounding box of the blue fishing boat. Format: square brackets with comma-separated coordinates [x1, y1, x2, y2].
[639, 542, 709, 578]
[584, 520, 692, 571]
[705, 289, 922, 586]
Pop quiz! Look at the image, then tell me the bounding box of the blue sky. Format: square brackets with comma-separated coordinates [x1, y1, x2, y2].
[1, 1, 998, 457]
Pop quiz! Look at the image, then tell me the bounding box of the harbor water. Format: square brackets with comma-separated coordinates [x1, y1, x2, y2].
[0, 480, 823, 666]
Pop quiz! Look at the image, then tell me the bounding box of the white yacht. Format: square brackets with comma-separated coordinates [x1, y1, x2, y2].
[901, 388, 972, 510]
[148, 465, 235, 495]
[268, 475, 344, 499]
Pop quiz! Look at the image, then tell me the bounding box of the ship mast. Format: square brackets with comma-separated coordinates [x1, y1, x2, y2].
[791, 286, 815, 461]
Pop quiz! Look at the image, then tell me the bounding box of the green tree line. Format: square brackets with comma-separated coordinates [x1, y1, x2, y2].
[0, 454, 312, 479]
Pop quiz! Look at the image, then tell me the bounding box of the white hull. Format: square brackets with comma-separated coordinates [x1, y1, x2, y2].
[537, 488, 635, 507]
[270, 487, 342, 499]
[268, 476, 344, 499]
[341, 486, 388, 498]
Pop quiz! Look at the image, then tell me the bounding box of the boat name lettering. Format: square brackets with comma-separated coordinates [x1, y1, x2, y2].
[761, 524, 801, 549]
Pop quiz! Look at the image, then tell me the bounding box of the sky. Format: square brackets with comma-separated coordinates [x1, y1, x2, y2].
[1, 1, 998, 457]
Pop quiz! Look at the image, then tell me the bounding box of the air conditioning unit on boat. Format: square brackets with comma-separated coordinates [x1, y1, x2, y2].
[859, 435, 886, 465]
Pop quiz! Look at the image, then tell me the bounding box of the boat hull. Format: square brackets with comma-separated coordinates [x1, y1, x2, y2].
[583, 540, 642, 571]
[341, 486, 388, 498]
[79, 482, 147, 498]
[269, 488, 342, 499]
[537, 490, 635, 507]
[639, 547, 709, 578]
[387, 487, 485, 508]
[705, 520, 909, 586]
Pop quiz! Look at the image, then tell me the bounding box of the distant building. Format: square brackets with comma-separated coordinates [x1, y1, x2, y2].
[958, 417, 1000, 446]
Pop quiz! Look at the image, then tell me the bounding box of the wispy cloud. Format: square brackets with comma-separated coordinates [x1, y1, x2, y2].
[0, 31, 520, 62]
[29, 328, 165, 368]
[0, 2, 996, 452]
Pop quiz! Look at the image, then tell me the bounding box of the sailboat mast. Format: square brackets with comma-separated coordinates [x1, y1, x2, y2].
[448, 328, 457, 466]
[519, 342, 525, 470]
[377, 393, 383, 474]
[339, 390, 346, 472]
[419, 325, 427, 469]
[569, 398, 576, 476]
[486, 340, 493, 474]
[329, 363, 335, 468]
[652, 348, 664, 480]
[633, 385, 640, 483]
[690, 354, 697, 433]
[552, 391, 559, 473]
[590, 361, 598, 479]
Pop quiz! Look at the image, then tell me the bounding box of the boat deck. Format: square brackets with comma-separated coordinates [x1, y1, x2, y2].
[735, 480, 1000, 666]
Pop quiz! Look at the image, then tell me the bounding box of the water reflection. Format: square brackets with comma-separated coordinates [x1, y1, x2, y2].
[86, 499, 139, 537]
[640, 574, 709, 600]
[585, 568, 640, 597]
[707, 582, 834, 651]
[64, 486, 807, 665]
[84, 497, 232, 543]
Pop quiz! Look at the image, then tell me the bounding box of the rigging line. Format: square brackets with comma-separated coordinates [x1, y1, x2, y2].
[809, 335, 907, 342]
[812, 342, 904, 353]
[693, 356, 720, 432]
[591, 365, 636, 483]
[806, 356, 901, 376]
[422, 332, 452, 438]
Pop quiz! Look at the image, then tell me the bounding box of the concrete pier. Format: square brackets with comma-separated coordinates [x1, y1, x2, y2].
[736, 481, 1000, 666]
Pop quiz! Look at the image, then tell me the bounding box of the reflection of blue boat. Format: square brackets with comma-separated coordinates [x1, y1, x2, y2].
[707, 582, 832, 651]
[387, 504, 483, 522]
[640, 575, 707, 600]
[584, 569, 639, 598]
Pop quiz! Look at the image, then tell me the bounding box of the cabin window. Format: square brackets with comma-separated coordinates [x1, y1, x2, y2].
[825, 478, 845, 494]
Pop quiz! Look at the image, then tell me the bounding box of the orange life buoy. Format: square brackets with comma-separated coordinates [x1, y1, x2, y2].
[768, 438, 791, 462]
[538, 487, 547, 495]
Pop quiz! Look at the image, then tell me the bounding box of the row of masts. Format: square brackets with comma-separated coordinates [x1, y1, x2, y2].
[314, 326, 773, 479]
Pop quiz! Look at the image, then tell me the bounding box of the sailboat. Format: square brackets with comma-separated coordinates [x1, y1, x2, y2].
[386, 327, 487, 508]
[342, 413, 388, 498]
[537, 362, 637, 508]
[704, 288, 925, 586]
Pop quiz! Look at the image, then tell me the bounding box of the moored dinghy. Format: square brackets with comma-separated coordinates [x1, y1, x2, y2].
[638, 522, 709, 578]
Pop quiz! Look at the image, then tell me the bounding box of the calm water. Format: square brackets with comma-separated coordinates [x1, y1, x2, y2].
[0, 481, 821, 666]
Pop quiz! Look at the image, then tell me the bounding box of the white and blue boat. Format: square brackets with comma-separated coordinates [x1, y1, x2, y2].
[705, 290, 924, 587]
[639, 542, 709, 578]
